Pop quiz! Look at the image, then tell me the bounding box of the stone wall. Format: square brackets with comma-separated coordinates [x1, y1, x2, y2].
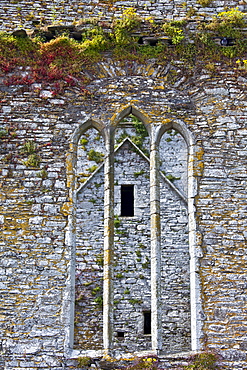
[0, 0, 246, 32]
[1, 5, 247, 365]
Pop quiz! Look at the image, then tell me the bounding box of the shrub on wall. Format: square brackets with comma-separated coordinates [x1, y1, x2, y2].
[1, 7, 247, 94]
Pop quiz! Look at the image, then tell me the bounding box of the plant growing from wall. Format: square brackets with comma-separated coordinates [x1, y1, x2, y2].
[197, 0, 213, 6]
[23, 154, 40, 167]
[126, 355, 159, 370]
[94, 295, 103, 307]
[87, 149, 104, 163]
[37, 169, 48, 179]
[113, 7, 141, 48]
[206, 7, 245, 37]
[20, 140, 40, 167]
[80, 137, 88, 150]
[114, 215, 121, 228]
[21, 140, 36, 154]
[1, 6, 247, 93]
[183, 351, 219, 370]
[166, 174, 181, 182]
[163, 20, 186, 45]
[77, 356, 91, 368]
[0, 128, 8, 139]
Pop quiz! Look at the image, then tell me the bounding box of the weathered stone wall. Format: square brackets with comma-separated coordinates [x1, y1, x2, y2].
[1, 53, 247, 369]
[0, 0, 246, 32]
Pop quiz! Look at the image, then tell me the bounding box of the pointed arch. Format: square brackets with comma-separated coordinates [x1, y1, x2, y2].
[71, 116, 106, 146]
[110, 106, 153, 352]
[111, 105, 151, 135]
[63, 116, 106, 357]
[155, 119, 193, 148]
[64, 112, 203, 357]
[156, 119, 203, 352]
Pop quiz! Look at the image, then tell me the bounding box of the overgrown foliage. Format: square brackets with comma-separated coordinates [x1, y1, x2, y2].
[184, 351, 219, 370]
[126, 355, 159, 370]
[1, 7, 247, 93]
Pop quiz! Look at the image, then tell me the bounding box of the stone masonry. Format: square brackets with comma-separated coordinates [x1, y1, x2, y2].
[1, 1, 247, 369]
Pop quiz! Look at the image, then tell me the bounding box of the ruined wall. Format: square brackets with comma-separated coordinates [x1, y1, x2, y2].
[1, 0, 247, 368]
[1, 60, 247, 369]
[0, 0, 246, 33]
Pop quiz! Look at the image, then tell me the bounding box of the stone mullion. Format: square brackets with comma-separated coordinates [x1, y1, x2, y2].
[150, 139, 162, 353]
[103, 131, 114, 356]
[188, 143, 203, 351]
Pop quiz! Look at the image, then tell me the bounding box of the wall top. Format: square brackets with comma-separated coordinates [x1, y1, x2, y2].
[1, 0, 246, 32]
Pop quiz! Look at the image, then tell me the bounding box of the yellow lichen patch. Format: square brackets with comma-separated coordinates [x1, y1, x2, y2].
[154, 83, 166, 89]
[60, 202, 72, 216]
[161, 118, 172, 124]
[193, 147, 204, 176]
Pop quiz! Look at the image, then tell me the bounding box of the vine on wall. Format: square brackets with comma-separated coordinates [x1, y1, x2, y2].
[1, 7, 247, 95]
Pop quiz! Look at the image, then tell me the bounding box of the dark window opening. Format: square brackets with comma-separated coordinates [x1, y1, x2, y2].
[117, 331, 125, 338]
[144, 311, 151, 335]
[121, 185, 134, 217]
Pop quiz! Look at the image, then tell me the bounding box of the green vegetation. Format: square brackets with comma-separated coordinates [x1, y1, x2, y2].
[37, 169, 48, 179]
[20, 140, 40, 167]
[1, 7, 247, 94]
[77, 356, 91, 368]
[96, 253, 104, 267]
[0, 128, 8, 138]
[129, 298, 143, 304]
[91, 286, 101, 295]
[94, 295, 103, 307]
[87, 149, 104, 163]
[80, 137, 88, 149]
[166, 174, 181, 182]
[163, 21, 185, 45]
[134, 170, 145, 177]
[88, 164, 98, 173]
[114, 7, 141, 48]
[124, 352, 219, 370]
[184, 351, 219, 370]
[119, 114, 149, 156]
[126, 356, 159, 370]
[23, 154, 40, 167]
[114, 215, 121, 228]
[21, 140, 36, 154]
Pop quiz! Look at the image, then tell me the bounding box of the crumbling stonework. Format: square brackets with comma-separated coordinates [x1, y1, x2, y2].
[1, 0, 246, 32]
[1, 1, 247, 369]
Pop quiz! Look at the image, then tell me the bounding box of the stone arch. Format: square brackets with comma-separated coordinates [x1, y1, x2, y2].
[71, 117, 107, 146]
[155, 120, 203, 353]
[112, 109, 152, 352]
[74, 125, 107, 351]
[65, 112, 203, 357]
[112, 105, 151, 135]
[64, 117, 106, 356]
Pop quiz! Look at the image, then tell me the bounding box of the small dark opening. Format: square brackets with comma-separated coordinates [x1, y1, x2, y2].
[117, 331, 125, 338]
[220, 37, 235, 46]
[121, 185, 134, 217]
[144, 311, 151, 335]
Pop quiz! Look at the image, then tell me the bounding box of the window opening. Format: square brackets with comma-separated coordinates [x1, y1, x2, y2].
[117, 331, 125, 338]
[144, 311, 151, 335]
[121, 185, 134, 216]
